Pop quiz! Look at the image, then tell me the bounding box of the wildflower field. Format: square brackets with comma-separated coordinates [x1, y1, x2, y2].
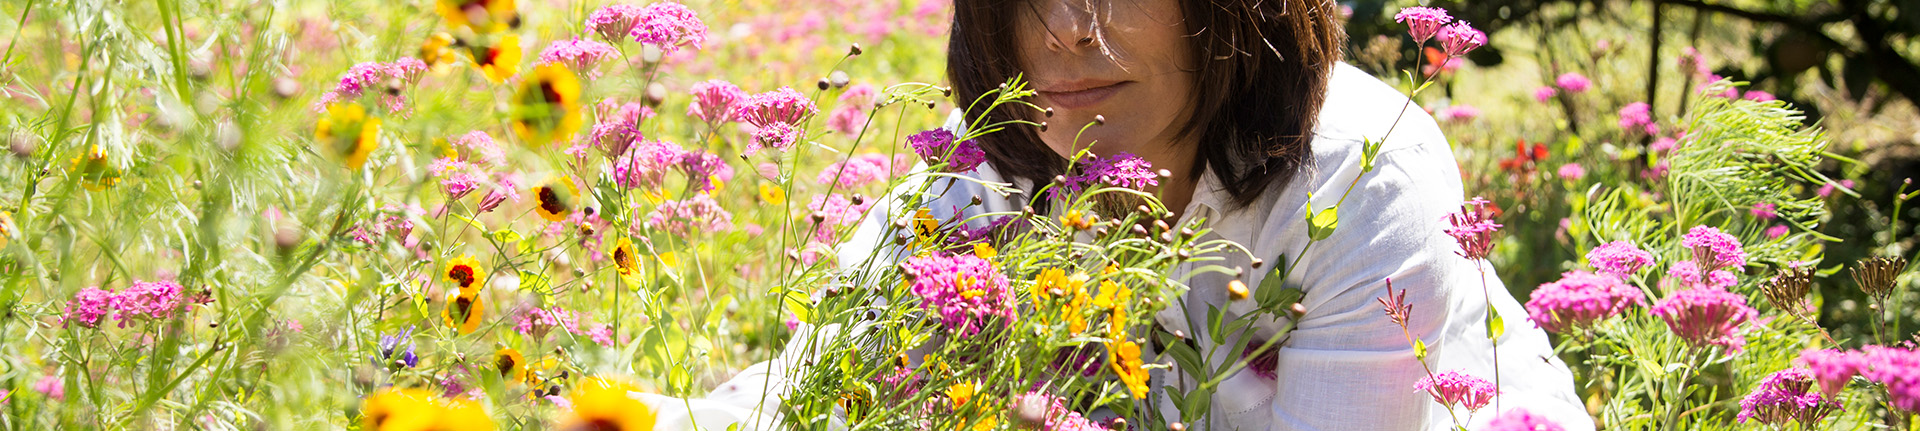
[0, 0, 1915, 430]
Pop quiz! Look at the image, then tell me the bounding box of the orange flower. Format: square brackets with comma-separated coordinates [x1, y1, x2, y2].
[444, 291, 484, 334]
[560, 378, 656, 431]
[435, 0, 519, 33]
[509, 63, 582, 145]
[444, 255, 487, 294]
[466, 33, 522, 84]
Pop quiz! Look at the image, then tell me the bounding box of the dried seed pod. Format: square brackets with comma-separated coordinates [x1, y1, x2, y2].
[1761, 265, 1815, 317]
[1855, 256, 1909, 301]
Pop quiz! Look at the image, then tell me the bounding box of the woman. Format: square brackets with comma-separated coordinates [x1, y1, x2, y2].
[643, 0, 1595, 429]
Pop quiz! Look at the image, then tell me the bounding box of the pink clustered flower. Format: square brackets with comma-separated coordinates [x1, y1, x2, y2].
[1444, 197, 1501, 260]
[1015, 390, 1110, 431]
[1818, 179, 1855, 198]
[1392, 7, 1452, 44]
[429, 158, 485, 199]
[688, 80, 747, 124]
[1649, 285, 1756, 352]
[111, 280, 189, 327]
[901, 252, 1014, 337]
[1413, 370, 1496, 413]
[1618, 102, 1659, 136]
[907, 128, 985, 173]
[316, 58, 428, 113]
[514, 306, 583, 338]
[816, 153, 897, 189]
[1680, 225, 1748, 272]
[644, 194, 734, 236]
[536, 38, 619, 79]
[61, 287, 115, 328]
[32, 375, 63, 401]
[1484, 408, 1565, 431]
[1435, 105, 1480, 123]
[734, 87, 818, 155]
[586, 4, 645, 41]
[806, 193, 874, 243]
[1737, 367, 1842, 426]
[1437, 22, 1486, 57]
[826, 84, 878, 136]
[1058, 153, 1159, 199]
[1556, 163, 1585, 181]
[628, 1, 707, 55]
[1751, 203, 1779, 220]
[1524, 271, 1647, 333]
[1555, 73, 1592, 93]
[611, 140, 686, 189]
[1766, 225, 1790, 239]
[1532, 86, 1558, 103]
[1586, 241, 1655, 279]
[453, 131, 506, 167]
[1796, 348, 1865, 396]
[1666, 260, 1737, 290]
[1799, 346, 1920, 411]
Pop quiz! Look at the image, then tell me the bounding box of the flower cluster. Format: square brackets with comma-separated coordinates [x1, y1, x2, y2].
[906, 128, 985, 172]
[1649, 286, 1756, 351]
[586, 4, 645, 41]
[61, 280, 191, 329]
[1392, 7, 1452, 44]
[1679, 225, 1748, 272]
[1554, 73, 1592, 93]
[1056, 153, 1159, 199]
[536, 38, 619, 79]
[1737, 367, 1842, 426]
[372, 327, 420, 369]
[1797, 346, 1920, 409]
[1617, 102, 1659, 136]
[1414, 370, 1496, 413]
[1013, 390, 1110, 431]
[1444, 197, 1501, 260]
[901, 252, 1014, 337]
[628, 1, 707, 55]
[1484, 408, 1565, 431]
[1586, 241, 1655, 279]
[644, 194, 734, 236]
[1524, 271, 1647, 333]
[1437, 22, 1487, 57]
[514, 306, 583, 339]
[734, 87, 818, 155]
[317, 58, 428, 113]
[817, 153, 912, 189]
[688, 79, 747, 124]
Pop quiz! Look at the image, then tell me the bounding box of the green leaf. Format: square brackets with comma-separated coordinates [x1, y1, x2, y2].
[1488, 308, 1505, 339]
[1255, 254, 1292, 308]
[1165, 339, 1205, 378]
[1307, 206, 1338, 241]
[1207, 305, 1226, 345]
[519, 270, 553, 305]
[1414, 339, 1428, 361]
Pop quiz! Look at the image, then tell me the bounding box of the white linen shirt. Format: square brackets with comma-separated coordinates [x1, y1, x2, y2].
[647, 62, 1596, 431]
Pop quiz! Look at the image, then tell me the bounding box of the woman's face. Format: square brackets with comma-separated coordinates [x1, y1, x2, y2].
[1013, 0, 1198, 167]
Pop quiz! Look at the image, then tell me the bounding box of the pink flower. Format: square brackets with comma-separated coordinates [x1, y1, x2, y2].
[1485, 408, 1565, 431]
[644, 194, 734, 235]
[62, 287, 114, 328]
[903, 252, 1013, 337]
[1532, 86, 1558, 103]
[1586, 241, 1654, 278]
[453, 131, 506, 166]
[735, 87, 818, 155]
[1650, 287, 1756, 352]
[587, 4, 645, 41]
[317, 58, 428, 113]
[587, 325, 615, 347]
[1014, 390, 1111, 431]
[688, 80, 747, 124]
[1649, 136, 1678, 153]
[1393, 7, 1453, 44]
[514, 306, 582, 338]
[1617, 102, 1659, 136]
[825, 105, 865, 136]
[629, 1, 707, 55]
[111, 280, 187, 327]
[907, 128, 984, 172]
[32, 375, 63, 401]
[1554, 73, 1592, 93]
[1666, 260, 1737, 290]
[1751, 203, 1778, 220]
[1435, 105, 1480, 123]
[1414, 370, 1496, 413]
[1860, 345, 1920, 411]
[1796, 348, 1865, 396]
[535, 38, 619, 79]
[1525, 271, 1646, 333]
[1680, 225, 1748, 271]
[1744, 90, 1777, 102]
[816, 154, 893, 189]
[806, 193, 874, 243]
[1556, 163, 1585, 180]
[678, 149, 731, 193]
[1437, 21, 1486, 57]
[1738, 367, 1842, 426]
[611, 140, 686, 190]
[1818, 179, 1855, 198]
[1678, 47, 1710, 77]
[1444, 197, 1501, 260]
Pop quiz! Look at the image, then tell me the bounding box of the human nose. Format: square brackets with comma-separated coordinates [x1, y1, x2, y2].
[1036, 0, 1100, 55]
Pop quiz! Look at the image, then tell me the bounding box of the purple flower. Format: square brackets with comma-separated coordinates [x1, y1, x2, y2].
[372, 327, 419, 369]
[62, 287, 114, 328]
[1797, 348, 1865, 396]
[688, 80, 747, 124]
[901, 252, 1014, 337]
[111, 280, 187, 327]
[1554, 73, 1592, 93]
[1393, 7, 1453, 44]
[536, 38, 619, 79]
[906, 128, 985, 172]
[612, 140, 687, 190]
[1525, 271, 1647, 333]
[1737, 367, 1842, 426]
[1057, 153, 1159, 199]
[1484, 408, 1565, 431]
[514, 306, 582, 338]
[735, 87, 818, 155]
[1413, 370, 1496, 413]
[1444, 197, 1501, 260]
[587, 4, 645, 41]
[1859, 346, 1920, 411]
[1586, 241, 1655, 278]
[629, 1, 707, 55]
[1437, 22, 1486, 57]
[1617, 102, 1659, 136]
[1532, 86, 1558, 103]
[1679, 225, 1748, 271]
[644, 194, 734, 236]
[1650, 287, 1756, 352]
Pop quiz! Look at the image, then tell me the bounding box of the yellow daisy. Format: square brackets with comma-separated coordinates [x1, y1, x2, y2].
[492, 348, 527, 384]
[509, 63, 583, 146]
[435, 0, 519, 33]
[530, 177, 581, 222]
[444, 255, 487, 295]
[444, 291, 484, 334]
[609, 237, 643, 288]
[466, 33, 522, 84]
[315, 102, 381, 170]
[69, 144, 122, 191]
[420, 32, 460, 70]
[360, 388, 439, 431]
[758, 183, 786, 204]
[435, 397, 496, 431]
[561, 378, 656, 431]
[1108, 340, 1150, 399]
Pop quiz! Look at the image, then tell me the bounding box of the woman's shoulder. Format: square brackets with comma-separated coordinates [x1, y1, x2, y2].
[1310, 62, 1449, 159]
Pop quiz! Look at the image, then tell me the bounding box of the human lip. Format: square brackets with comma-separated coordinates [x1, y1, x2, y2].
[1037, 80, 1131, 110]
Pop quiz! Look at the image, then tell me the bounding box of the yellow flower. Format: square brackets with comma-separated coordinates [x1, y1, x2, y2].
[971, 243, 996, 260]
[436, 397, 496, 431]
[444, 255, 487, 295]
[444, 291, 484, 334]
[435, 0, 519, 33]
[510, 63, 583, 146]
[945, 381, 977, 408]
[912, 208, 939, 243]
[1108, 340, 1150, 399]
[561, 378, 656, 431]
[492, 348, 527, 384]
[531, 177, 581, 222]
[610, 237, 642, 288]
[69, 144, 122, 191]
[360, 388, 439, 431]
[1092, 280, 1131, 339]
[657, 251, 679, 268]
[1061, 209, 1093, 230]
[1033, 269, 1092, 334]
[0, 211, 14, 249]
[315, 102, 380, 170]
[758, 183, 786, 205]
[420, 32, 460, 70]
[466, 33, 522, 84]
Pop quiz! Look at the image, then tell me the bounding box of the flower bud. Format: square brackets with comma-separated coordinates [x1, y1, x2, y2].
[1228, 280, 1250, 301]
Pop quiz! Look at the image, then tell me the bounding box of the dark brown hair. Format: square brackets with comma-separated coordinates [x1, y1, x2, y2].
[947, 0, 1346, 208]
